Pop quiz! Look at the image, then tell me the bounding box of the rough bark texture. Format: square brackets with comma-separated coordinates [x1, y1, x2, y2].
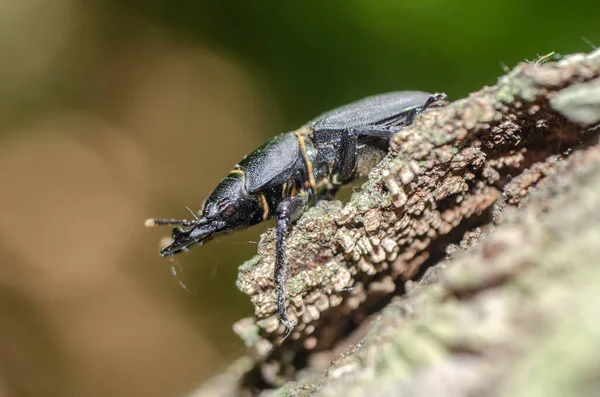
[189, 49, 600, 397]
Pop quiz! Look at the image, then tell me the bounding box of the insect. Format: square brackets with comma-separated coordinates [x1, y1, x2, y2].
[146, 91, 447, 335]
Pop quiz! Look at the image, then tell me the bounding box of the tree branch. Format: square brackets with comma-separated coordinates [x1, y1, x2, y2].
[191, 48, 600, 396]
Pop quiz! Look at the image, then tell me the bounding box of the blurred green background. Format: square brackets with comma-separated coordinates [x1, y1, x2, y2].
[0, 1, 598, 396]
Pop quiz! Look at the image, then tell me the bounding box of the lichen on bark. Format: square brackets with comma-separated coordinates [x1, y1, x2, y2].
[190, 48, 600, 397]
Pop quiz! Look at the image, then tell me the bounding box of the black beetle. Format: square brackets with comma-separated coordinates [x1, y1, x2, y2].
[146, 91, 447, 335]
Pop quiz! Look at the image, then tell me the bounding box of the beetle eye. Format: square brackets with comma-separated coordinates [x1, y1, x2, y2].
[222, 205, 235, 217]
[218, 200, 236, 217]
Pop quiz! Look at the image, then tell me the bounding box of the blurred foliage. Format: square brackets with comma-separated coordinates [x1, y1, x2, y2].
[0, 1, 598, 396]
[112, 0, 600, 127]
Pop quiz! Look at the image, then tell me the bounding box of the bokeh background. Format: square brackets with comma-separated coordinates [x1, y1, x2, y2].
[0, 1, 598, 396]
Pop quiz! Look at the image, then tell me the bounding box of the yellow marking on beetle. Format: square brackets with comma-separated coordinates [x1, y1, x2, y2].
[229, 168, 245, 177]
[257, 192, 269, 220]
[295, 125, 314, 137]
[281, 181, 287, 200]
[290, 183, 297, 197]
[293, 130, 317, 190]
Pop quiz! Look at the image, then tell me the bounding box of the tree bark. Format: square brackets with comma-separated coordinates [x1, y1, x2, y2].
[190, 48, 600, 397]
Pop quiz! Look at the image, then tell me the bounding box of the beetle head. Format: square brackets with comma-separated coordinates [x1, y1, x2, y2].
[148, 171, 266, 256]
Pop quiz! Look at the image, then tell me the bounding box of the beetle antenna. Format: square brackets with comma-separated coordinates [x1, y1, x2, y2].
[144, 218, 197, 227]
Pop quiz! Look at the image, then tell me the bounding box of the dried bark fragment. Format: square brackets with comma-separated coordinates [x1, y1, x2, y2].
[188, 49, 600, 396]
[277, 143, 600, 397]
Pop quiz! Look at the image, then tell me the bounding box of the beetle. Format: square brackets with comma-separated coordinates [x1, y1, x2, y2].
[146, 91, 447, 335]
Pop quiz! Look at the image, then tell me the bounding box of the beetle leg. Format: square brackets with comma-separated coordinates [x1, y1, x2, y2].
[334, 125, 403, 182]
[335, 128, 359, 182]
[405, 92, 448, 124]
[275, 195, 307, 336]
[315, 186, 339, 202]
[335, 93, 449, 182]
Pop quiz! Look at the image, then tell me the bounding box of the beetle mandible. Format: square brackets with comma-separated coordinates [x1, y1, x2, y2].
[146, 91, 447, 335]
